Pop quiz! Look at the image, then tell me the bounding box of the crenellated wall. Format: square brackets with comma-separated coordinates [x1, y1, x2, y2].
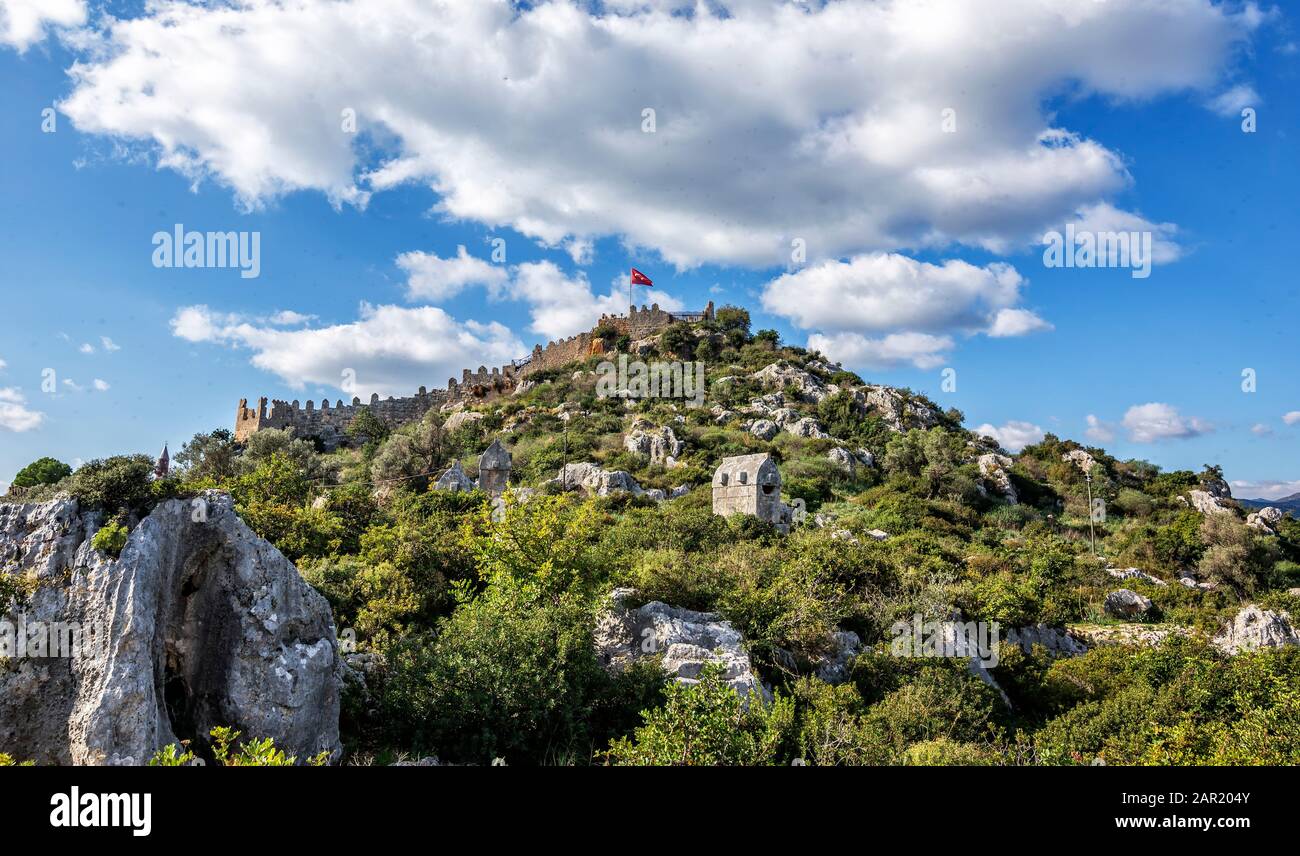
[235, 302, 713, 447]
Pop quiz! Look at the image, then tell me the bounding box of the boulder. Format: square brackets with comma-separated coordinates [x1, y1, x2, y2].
[1061, 449, 1097, 473]
[551, 464, 646, 498]
[785, 417, 831, 440]
[442, 411, 484, 433]
[1103, 589, 1153, 620]
[594, 589, 769, 703]
[752, 363, 829, 403]
[0, 493, 342, 766]
[1213, 605, 1299, 654]
[977, 453, 1018, 504]
[859, 385, 942, 433]
[1246, 507, 1284, 535]
[433, 460, 475, 493]
[623, 424, 685, 466]
[769, 407, 802, 427]
[827, 447, 856, 474]
[1105, 567, 1168, 587]
[814, 631, 863, 684]
[749, 419, 779, 441]
[1005, 625, 1090, 657]
[1187, 489, 1234, 515]
[854, 448, 876, 469]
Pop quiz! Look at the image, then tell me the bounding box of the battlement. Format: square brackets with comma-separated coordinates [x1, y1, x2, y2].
[234, 301, 713, 447]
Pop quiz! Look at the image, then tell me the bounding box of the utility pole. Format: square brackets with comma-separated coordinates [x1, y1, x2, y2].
[1085, 471, 1096, 555]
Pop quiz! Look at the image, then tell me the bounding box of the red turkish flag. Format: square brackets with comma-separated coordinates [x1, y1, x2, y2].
[630, 267, 653, 287]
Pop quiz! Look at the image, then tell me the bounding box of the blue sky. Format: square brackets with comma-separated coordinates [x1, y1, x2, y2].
[0, 0, 1297, 498]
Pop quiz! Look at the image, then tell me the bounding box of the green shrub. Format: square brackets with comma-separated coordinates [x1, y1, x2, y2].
[91, 519, 129, 558]
[12, 457, 72, 489]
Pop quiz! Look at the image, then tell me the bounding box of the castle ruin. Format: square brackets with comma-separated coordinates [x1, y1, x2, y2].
[235, 302, 713, 448]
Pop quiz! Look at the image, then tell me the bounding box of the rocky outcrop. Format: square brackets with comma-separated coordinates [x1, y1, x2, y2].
[1213, 605, 1299, 654]
[1103, 589, 1152, 620]
[594, 589, 768, 703]
[786, 417, 831, 440]
[1187, 489, 1234, 515]
[814, 631, 863, 684]
[752, 363, 829, 404]
[749, 419, 779, 441]
[624, 423, 685, 467]
[859, 385, 942, 433]
[827, 448, 856, 474]
[977, 454, 1018, 504]
[1105, 567, 1168, 587]
[1061, 449, 1096, 473]
[0, 493, 342, 766]
[443, 411, 484, 433]
[1246, 507, 1284, 535]
[1005, 625, 1090, 657]
[551, 463, 660, 499]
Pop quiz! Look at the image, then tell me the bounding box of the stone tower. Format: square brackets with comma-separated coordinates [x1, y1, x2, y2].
[477, 439, 512, 497]
[712, 453, 790, 533]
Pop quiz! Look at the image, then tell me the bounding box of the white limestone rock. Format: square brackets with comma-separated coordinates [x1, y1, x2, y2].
[1213, 605, 1299, 654]
[1103, 589, 1153, 620]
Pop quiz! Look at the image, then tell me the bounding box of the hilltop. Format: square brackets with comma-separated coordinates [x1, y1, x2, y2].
[3, 305, 1299, 766]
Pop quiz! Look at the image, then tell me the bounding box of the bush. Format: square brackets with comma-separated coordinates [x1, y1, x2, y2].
[91, 519, 129, 558]
[68, 455, 155, 516]
[605, 664, 793, 765]
[12, 456, 72, 489]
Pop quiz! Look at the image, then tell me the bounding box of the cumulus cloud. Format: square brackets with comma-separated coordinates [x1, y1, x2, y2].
[1085, 414, 1116, 443]
[92, 378, 110, 392]
[99, 336, 120, 352]
[1062, 201, 1184, 265]
[1206, 83, 1259, 117]
[170, 303, 524, 399]
[1284, 411, 1300, 426]
[0, 0, 85, 52]
[397, 245, 510, 302]
[513, 261, 682, 340]
[807, 331, 953, 371]
[763, 254, 1028, 335]
[0, 387, 44, 432]
[974, 420, 1045, 453]
[78, 342, 94, 354]
[987, 308, 1054, 338]
[1121, 402, 1211, 443]
[56, 0, 1260, 267]
[1251, 423, 1273, 437]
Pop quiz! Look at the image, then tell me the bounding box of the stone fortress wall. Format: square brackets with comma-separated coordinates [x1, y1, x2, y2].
[235, 302, 714, 446]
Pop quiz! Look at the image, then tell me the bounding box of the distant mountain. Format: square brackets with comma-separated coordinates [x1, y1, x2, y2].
[1238, 492, 1300, 514]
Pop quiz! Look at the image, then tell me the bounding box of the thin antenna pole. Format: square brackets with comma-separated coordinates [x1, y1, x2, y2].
[1085, 472, 1096, 555]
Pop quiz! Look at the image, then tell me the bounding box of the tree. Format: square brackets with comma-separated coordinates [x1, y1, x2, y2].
[68, 455, 156, 515]
[754, 329, 780, 349]
[12, 457, 72, 489]
[659, 322, 697, 359]
[174, 429, 239, 482]
[370, 417, 446, 490]
[346, 407, 390, 448]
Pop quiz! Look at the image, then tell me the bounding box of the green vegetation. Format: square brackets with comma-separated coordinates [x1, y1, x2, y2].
[148, 727, 331, 766]
[16, 317, 1298, 766]
[11, 456, 72, 489]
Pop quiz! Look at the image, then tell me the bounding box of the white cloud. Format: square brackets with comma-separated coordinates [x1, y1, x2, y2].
[0, 387, 44, 432]
[807, 331, 953, 371]
[92, 378, 110, 392]
[1085, 414, 1116, 443]
[62, 378, 84, 393]
[1121, 402, 1211, 443]
[1251, 423, 1273, 437]
[99, 336, 120, 352]
[974, 420, 1045, 453]
[513, 261, 682, 340]
[1284, 411, 1300, 426]
[170, 303, 525, 399]
[56, 0, 1260, 267]
[987, 308, 1054, 338]
[266, 311, 316, 326]
[397, 245, 510, 302]
[1230, 479, 1300, 501]
[1206, 83, 1258, 117]
[763, 254, 1028, 335]
[78, 342, 94, 354]
[0, 0, 85, 52]
[1065, 201, 1184, 265]
[0, 357, 7, 371]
